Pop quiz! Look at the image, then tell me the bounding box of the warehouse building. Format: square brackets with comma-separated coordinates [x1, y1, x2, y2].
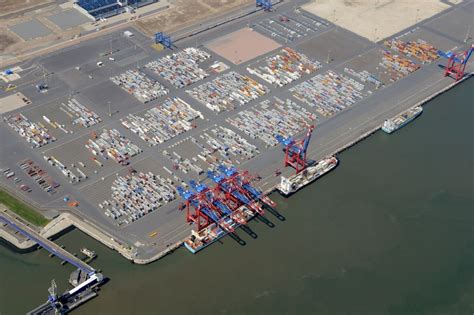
[74, 0, 158, 20]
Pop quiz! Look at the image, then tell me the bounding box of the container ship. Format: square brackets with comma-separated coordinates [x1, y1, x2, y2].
[382, 106, 423, 134]
[278, 156, 338, 196]
[183, 206, 257, 254]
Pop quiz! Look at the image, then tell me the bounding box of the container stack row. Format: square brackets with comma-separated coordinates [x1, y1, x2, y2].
[204, 126, 260, 162]
[43, 155, 88, 184]
[110, 69, 169, 103]
[186, 71, 269, 113]
[208, 61, 229, 74]
[121, 97, 203, 146]
[165, 126, 259, 174]
[226, 97, 316, 147]
[384, 39, 439, 63]
[163, 149, 204, 177]
[99, 171, 176, 226]
[3, 113, 56, 148]
[247, 48, 321, 87]
[379, 50, 421, 82]
[344, 67, 384, 89]
[290, 70, 366, 117]
[18, 159, 60, 195]
[145, 47, 211, 89]
[85, 129, 142, 165]
[60, 98, 102, 128]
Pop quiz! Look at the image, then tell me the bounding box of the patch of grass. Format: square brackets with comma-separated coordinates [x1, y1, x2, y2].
[0, 189, 49, 227]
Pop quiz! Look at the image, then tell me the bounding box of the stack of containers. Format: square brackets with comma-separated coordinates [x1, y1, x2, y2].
[145, 47, 210, 89]
[247, 48, 321, 87]
[100, 171, 176, 226]
[290, 70, 366, 117]
[384, 39, 439, 63]
[3, 113, 56, 148]
[379, 50, 420, 82]
[121, 97, 203, 146]
[110, 69, 169, 103]
[344, 67, 384, 89]
[60, 98, 102, 128]
[85, 129, 142, 165]
[18, 159, 60, 194]
[226, 97, 316, 147]
[186, 71, 269, 113]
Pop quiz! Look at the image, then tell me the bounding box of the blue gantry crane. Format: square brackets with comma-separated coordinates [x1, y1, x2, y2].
[208, 169, 250, 206]
[210, 166, 266, 215]
[256, 0, 272, 11]
[180, 181, 235, 232]
[155, 32, 173, 49]
[177, 186, 210, 231]
[276, 125, 315, 174]
[177, 165, 275, 233]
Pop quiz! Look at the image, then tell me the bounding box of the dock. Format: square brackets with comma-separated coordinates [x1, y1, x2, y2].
[0, 213, 95, 274]
[0, 212, 106, 314]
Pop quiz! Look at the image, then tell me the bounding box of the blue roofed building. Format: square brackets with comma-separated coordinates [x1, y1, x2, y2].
[74, 0, 158, 20]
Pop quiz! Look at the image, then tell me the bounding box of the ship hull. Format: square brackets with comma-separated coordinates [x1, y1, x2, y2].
[183, 208, 257, 254]
[278, 157, 338, 197]
[382, 106, 423, 134]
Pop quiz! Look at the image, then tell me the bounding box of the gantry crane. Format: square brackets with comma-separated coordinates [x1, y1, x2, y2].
[208, 167, 265, 216]
[215, 165, 266, 215]
[256, 0, 272, 11]
[438, 44, 473, 81]
[276, 125, 315, 174]
[189, 180, 235, 232]
[177, 186, 210, 232]
[155, 32, 173, 49]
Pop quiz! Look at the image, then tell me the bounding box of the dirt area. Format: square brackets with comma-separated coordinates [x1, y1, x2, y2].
[0, 0, 80, 60]
[0, 92, 31, 114]
[0, 0, 253, 67]
[136, 0, 253, 36]
[206, 27, 281, 64]
[302, 0, 452, 42]
[0, 0, 53, 17]
[0, 34, 18, 51]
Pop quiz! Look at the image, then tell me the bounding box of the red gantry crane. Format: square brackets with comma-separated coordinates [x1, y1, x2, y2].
[276, 125, 315, 174]
[438, 44, 474, 81]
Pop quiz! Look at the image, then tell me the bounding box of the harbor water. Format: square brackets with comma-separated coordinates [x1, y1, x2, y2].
[0, 78, 473, 314]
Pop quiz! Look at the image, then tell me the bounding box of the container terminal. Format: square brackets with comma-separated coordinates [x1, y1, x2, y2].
[0, 0, 473, 270]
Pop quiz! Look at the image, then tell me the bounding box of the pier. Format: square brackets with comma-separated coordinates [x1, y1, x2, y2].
[0, 212, 105, 314]
[0, 213, 95, 274]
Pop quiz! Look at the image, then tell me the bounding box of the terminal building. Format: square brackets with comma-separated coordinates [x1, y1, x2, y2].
[74, 0, 158, 20]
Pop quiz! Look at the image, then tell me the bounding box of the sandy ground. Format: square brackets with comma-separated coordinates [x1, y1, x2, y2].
[302, 0, 452, 42]
[0, 92, 31, 114]
[0, 0, 254, 67]
[0, 0, 53, 16]
[136, 0, 253, 36]
[0, 33, 18, 51]
[206, 27, 281, 64]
